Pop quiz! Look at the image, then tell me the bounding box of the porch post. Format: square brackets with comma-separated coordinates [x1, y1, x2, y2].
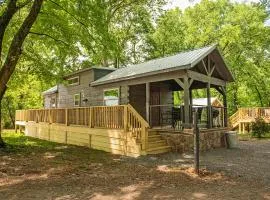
[189, 89, 193, 123]
[223, 86, 228, 127]
[146, 82, 150, 123]
[183, 77, 190, 127]
[207, 82, 213, 128]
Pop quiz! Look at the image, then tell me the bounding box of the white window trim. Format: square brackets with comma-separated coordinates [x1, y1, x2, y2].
[74, 93, 81, 107]
[103, 88, 120, 106]
[68, 76, 80, 86]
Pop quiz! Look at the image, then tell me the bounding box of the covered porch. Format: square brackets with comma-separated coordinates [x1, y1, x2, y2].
[91, 45, 233, 131]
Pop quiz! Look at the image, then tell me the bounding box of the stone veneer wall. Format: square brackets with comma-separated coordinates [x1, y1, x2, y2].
[160, 128, 228, 153]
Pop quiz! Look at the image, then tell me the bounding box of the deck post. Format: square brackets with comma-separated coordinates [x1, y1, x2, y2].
[65, 108, 69, 126]
[183, 77, 190, 127]
[146, 82, 150, 123]
[207, 82, 213, 128]
[124, 105, 128, 131]
[89, 107, 93, 128]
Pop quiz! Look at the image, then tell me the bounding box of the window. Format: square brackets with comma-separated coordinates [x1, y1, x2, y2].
[74, 94, 81, 106]
[103, 88, 119, 106]
[68, 76, 79, 86]
[50, 97, 56, 108]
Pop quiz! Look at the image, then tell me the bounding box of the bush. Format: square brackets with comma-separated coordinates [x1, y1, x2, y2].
[251, 117, 269, 138]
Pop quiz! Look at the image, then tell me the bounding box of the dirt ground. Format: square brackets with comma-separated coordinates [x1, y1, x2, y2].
[0, 133, 270, 200]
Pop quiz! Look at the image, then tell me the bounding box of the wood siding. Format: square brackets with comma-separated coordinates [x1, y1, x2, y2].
[44, 68, 115, 108]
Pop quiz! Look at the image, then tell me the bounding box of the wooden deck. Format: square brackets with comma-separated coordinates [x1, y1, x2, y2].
[15, 105, 171, 157]
[229, 107, 270, 134]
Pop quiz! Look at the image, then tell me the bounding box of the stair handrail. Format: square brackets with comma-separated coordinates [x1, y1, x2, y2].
[125, 104, 149, 152]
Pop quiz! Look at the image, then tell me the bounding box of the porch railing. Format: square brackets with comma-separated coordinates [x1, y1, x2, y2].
[15, 104, 149, 151]
[149, 104, 225, 130]
[229, 107, 270, 128]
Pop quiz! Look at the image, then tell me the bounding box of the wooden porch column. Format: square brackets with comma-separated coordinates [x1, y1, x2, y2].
[223, 86, 228, 127]
[207, 82, 213, 128]
[146, 82, 150, 123]
[183, 77, 190, 127]
[189, 89, 193, 123]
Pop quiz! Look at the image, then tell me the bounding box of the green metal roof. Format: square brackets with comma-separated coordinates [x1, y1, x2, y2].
[91, 45, 225, 86]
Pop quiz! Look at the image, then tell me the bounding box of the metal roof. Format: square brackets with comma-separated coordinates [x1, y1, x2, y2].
[192, 98, 217, 106]
[91, 45, 222, 86]
[64, 66, 116, 78]
[42, 85, 58, 95]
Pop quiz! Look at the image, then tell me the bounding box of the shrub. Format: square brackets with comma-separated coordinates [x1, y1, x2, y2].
[251, 117, 269, 138]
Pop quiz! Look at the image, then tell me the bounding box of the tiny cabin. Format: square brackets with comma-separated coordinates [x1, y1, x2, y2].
[16, 45, 234, 157]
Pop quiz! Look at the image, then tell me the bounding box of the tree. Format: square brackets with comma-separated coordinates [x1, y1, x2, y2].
[0, 0, 44, 147]
[150, 0, 270, 115]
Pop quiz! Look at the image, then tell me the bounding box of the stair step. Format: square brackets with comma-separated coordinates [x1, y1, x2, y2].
[147, 146, 171, 155]
[148, 135, 163, 142]
[148, 130, 159, 136]
[148, 140, 167, 148]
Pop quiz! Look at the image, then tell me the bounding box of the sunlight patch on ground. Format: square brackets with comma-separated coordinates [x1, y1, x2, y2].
[44, 151, 63, 159]
[91, 182, 154, 200]
[0, 173, 48, 187]
[156, 164, 225, 182]
[192, 192, 208, 199]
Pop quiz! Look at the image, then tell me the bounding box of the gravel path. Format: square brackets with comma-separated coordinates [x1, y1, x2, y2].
[1, 138, 270, 199]
[201, 139, 270, 185]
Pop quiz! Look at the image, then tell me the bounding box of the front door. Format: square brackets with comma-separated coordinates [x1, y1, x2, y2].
[150, 86, 160, 126]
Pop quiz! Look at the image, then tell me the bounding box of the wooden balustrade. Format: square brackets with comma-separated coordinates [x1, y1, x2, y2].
[229, 107, 270, 127]
[126, 104, 149, 151]
[92, 106, 124, 128]
[15, 105, 150, 149]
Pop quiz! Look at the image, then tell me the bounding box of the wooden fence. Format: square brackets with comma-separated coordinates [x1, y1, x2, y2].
[15, 104, 149, 150]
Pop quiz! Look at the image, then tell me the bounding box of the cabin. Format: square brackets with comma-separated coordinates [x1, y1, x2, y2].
[15, 45, 234, 157]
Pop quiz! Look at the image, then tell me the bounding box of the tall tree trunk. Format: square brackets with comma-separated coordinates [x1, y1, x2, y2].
[0, 0, 44, 147]
[0, 100, 5, 147]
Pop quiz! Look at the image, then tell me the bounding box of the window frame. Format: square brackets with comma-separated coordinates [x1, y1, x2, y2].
[74, 93, 81, 107]
[103, 88, 120, 106]
[67, 76, 80, 86]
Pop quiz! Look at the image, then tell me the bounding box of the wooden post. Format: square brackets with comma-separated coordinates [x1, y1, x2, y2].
[89, 107, 93, 128]
[183, 77, 190, 127]
[189, 89, 193, 123]
[124, 105, 128, 131]
[65, 108, 69, 126]
[193, 110, 200, 175]
[223, 86, 228, 127]
[146, 82, 150, 124]
[239, 122, 241, 134]
[207, 82, 212, 128]
[49, 109, 52, 124]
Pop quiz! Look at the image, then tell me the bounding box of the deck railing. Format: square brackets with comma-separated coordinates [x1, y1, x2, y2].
[149, 104, 225, 130]
[229, 107, 270, 127]
[15, 104, 149, 151]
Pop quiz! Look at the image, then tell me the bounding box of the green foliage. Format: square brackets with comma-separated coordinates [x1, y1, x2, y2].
[1, 0, 270, 128]
[251, 117, 269, 138]
[150, 0, 270, 115]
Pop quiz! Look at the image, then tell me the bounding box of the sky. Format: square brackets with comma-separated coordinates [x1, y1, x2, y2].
[164, 0, 260, 10]
[164, 0, 270, 25]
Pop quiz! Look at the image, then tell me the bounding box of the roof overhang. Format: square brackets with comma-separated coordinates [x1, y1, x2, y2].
[91, 45, 234, 87]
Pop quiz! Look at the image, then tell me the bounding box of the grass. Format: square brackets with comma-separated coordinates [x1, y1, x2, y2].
[0, 131, 113, 164]
[238, 132, 270, 140]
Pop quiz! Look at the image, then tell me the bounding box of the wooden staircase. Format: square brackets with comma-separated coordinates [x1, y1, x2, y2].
[229, 107, 270, 133]
[146, 130, 171, 154]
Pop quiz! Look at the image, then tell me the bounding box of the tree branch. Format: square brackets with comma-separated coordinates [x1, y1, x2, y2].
[0, 0, 44, 100]
[48, 0, 101, 46]
[0, 0, 19, 63]
[29, 31, 70, 46]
